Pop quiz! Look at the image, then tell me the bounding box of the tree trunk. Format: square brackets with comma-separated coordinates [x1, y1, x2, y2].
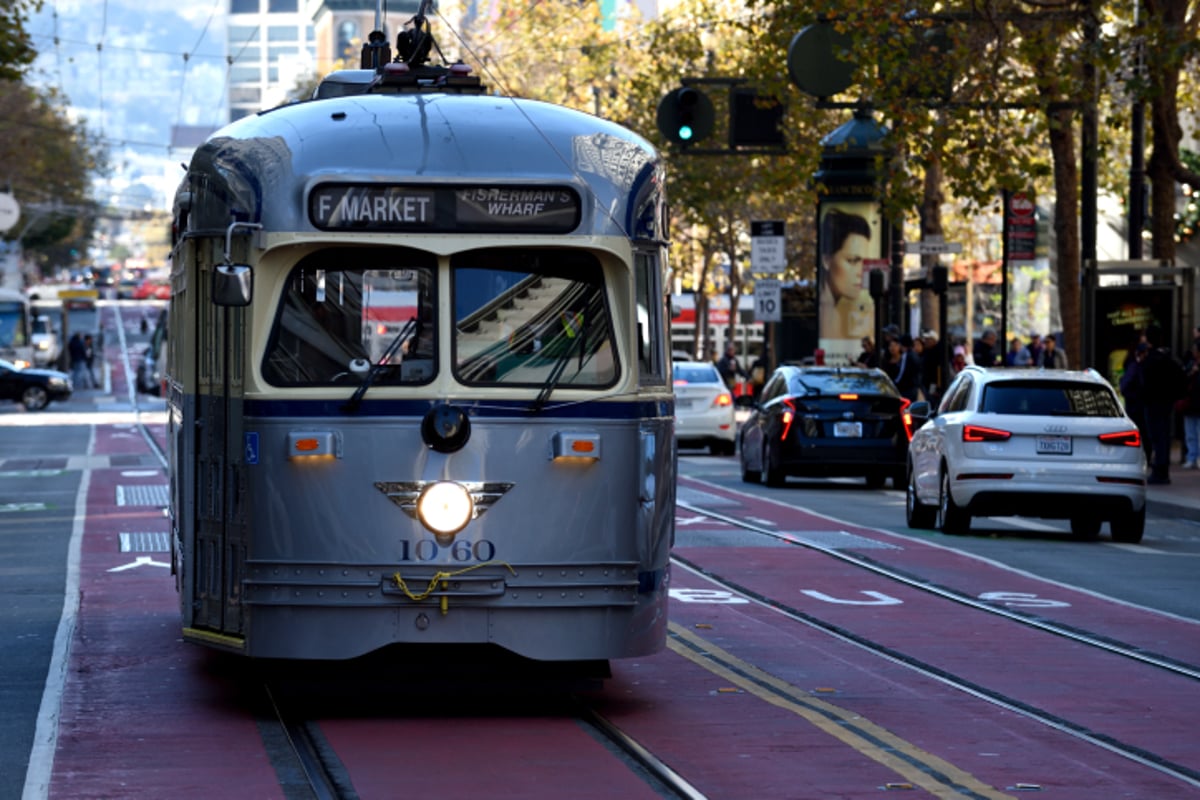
[1046, 107, 1082, 369]
[919, 150, 946, 335]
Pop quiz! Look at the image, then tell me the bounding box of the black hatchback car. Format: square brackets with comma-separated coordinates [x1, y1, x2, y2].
[738, 365, 915, 488]
[0, 358, 73, 411]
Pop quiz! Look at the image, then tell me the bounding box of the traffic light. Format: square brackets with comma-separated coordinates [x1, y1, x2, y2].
[730, 88, 785, 148]
[656, 87, 714, 146]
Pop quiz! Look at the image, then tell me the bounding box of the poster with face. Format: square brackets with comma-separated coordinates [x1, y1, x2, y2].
[817, 201, 883, 365]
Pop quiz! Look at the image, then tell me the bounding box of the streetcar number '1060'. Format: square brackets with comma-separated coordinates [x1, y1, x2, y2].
[400, 538, 497, 562]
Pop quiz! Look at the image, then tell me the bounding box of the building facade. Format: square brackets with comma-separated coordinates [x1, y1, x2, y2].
[227, 0, 319, 121]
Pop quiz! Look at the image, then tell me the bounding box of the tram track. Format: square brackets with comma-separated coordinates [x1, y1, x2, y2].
[672, 497, 1200, 789]
[573, 701, 708, 800]
[676, 498, 1200, 682]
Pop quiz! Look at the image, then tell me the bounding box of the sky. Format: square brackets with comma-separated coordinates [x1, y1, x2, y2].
[25, 0, 231, 212]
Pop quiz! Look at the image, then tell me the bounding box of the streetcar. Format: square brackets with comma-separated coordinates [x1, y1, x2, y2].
[165, 17, 676, 663]
[0, 287, 34, 368]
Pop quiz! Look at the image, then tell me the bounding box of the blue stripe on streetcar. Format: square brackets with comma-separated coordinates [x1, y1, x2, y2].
[243, 398, 674, 419]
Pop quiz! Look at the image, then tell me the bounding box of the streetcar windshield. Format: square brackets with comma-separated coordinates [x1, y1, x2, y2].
[452, 249, 618, 388]
[261, 248, 437, 386]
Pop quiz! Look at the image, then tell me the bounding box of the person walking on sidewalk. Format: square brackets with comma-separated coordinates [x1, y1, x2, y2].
[1181, 339, 1200, 470]
[1142, 326, 1188, 484]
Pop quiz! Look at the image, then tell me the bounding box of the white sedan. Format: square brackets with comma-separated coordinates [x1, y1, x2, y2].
[673, 361, 736, 455]
[905, 366, 1147, 542]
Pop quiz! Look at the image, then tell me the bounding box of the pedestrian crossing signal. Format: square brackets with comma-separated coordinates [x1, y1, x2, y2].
[657, 87, 714, 146]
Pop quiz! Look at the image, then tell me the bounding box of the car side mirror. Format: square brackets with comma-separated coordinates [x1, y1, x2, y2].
[907, 400, 933, 423]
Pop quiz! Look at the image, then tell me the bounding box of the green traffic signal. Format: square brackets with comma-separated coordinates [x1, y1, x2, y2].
[656, 87, 714, 146]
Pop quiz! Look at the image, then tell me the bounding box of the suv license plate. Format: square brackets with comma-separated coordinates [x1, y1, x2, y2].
[834, 421, 862, 438]
[1037, 435, 1072, 455]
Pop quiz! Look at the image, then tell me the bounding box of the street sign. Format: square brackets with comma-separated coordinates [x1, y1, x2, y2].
[905, 240, 962, 255]
[754, 278, 781, 322]
[751, 220, 786, 274]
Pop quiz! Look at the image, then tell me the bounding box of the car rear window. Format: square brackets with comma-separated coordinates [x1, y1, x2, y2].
[674, 363, 721, 384]
[787, 370, 899, 397]
[979, 380, 1123, 416]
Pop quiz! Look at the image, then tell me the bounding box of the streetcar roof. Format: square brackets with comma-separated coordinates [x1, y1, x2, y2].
[179, 93, 664, 241]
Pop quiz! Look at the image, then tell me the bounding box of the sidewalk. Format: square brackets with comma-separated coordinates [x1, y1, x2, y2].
[1146, 441, 1200, 523]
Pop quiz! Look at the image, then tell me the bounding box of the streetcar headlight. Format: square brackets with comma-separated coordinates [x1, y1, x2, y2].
[416, 481, 474, 537]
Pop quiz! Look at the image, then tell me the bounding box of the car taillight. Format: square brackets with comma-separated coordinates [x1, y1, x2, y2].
[1098, 429, 1141, 447]
[899, 398, 915, 441]
[780, 397, 796, 441]
[838, 393, 859, 401]
[963, 424, 1012, 442]
[713, 392, 732, 407]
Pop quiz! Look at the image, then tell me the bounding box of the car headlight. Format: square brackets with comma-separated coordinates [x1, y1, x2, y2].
[47, 377, 68, 389]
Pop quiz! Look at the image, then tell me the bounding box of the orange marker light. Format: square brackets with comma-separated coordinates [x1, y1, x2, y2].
[572, 440, 595, 454]
[295, 438, 320, 452]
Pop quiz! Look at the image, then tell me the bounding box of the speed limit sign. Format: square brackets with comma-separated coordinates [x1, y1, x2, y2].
[754, 279, 781, 322]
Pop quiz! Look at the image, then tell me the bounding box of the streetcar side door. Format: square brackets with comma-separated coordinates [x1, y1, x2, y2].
[191, 236, 250, 637]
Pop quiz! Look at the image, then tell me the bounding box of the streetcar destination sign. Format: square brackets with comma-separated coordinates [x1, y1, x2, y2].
[309, 184, 581, 233]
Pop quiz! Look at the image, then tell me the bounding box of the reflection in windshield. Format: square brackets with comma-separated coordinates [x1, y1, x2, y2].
[261, 249, 436, 387]
[453, 250, 618, 388]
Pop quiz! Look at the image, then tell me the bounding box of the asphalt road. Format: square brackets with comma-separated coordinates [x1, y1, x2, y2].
[677, 448, 1200, 623]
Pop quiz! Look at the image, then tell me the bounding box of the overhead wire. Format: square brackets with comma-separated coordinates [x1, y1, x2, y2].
[175, 0, 224, 135]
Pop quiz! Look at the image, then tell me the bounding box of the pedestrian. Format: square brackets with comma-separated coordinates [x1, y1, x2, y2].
[1005, 336, 1033, 366]
[1141, 325, 1188, 485]
[716, 342, 747, 392]
[973, 329, 1000, 367]
[884, 334, 921, 402]
[1120, 340, 1152, 463]
[1180, 339, 1200, 470]
[83, 333, 98, 388]
[920, 329, 945, 405]
[1037, 335, 1068, 368]
[749, 348, 769, 402]
[855, 336, 879, 369]
[949, 345, 968, 378]
[1026, 332, 1044, 367]
[67, 332, 93, 389]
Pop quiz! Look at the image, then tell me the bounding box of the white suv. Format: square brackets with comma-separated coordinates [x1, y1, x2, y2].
[905, 367, 1147, 543]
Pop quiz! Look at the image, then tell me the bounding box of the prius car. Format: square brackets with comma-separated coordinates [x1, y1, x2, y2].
[738, 365, 915, 488]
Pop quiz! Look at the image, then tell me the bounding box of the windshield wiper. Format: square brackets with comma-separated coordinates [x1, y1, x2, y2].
[530, 318, 586, 414]
[343, 316, 418, 414]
